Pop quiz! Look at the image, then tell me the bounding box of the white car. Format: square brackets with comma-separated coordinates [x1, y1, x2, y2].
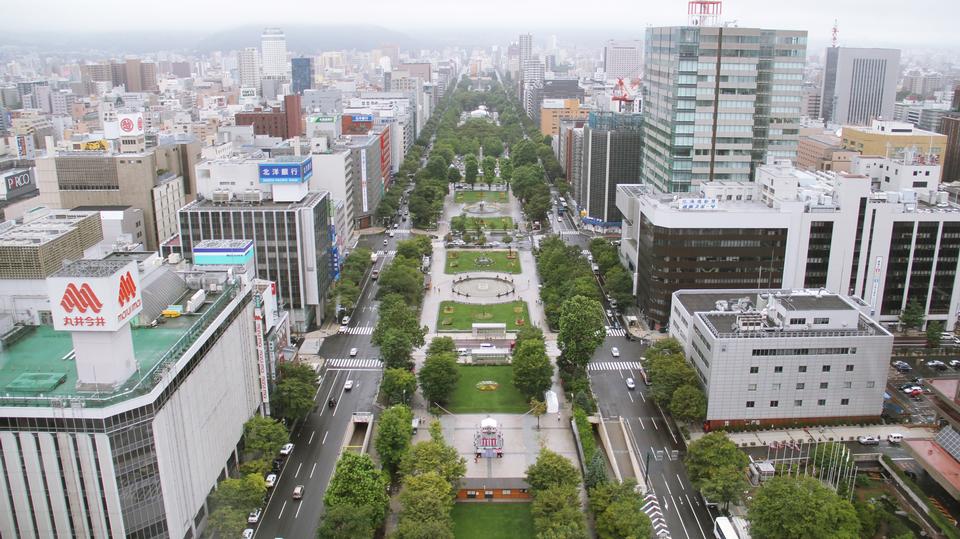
[350, 347, 358, 357]
[611, 347, 620, 357]
[242, 529, 254, 539]
[341, 316, 350, 325]
[394, 223, 400, 229]
[265, 473, 277, 488]
[280, 443, 294, 456]
[247, 508, 262, 524]
[389, 231, 395, 238]
[857, 435, 880, 446]
[344, 380, 354, 391]
[625, 378, 636, 390]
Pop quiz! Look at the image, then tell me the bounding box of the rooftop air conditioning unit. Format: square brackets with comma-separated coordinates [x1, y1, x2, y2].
[238, 190, 263, 203]
[212, 190, 232, 203]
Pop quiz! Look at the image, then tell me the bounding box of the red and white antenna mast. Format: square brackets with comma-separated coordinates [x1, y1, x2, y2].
[831, 19, 839, 48]
[688, 0, 722, 27]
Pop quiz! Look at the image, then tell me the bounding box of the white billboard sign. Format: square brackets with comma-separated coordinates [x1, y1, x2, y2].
[47, 261, 143, 332]
[117, 113, 144, 136]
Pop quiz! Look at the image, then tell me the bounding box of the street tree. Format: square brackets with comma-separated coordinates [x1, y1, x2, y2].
[531, 484, 588, 539]
[900, 299, 925, 331]
[211, 473, 267, 513]
[317, 503, 377, 539]
[375, 404, 414, 477]
[323, 453, 389, 529]
[375, 261, 424, 306]
[276, 377, 315, 421]
[464, 155, 478, 185]
[398, 471, 455, 526]
[927, 320, 945, 348]
[748, 476, 860, 539]
[243, 415, 288, 458]
[590, 481, 652, 539]
[512, 339, 553, 399]
[279, 362, 318, 386]
[530, 397, 547, 430]
[373, 294, 426, 348]
[379, 328, 414, 370]
[603, 266, 634, 307]
[446, 167, 461, 183]
[557, 295, 606, 371]
[585, 452, 608, 489]
[426, 336, 457, 357]
[400, 438, 466, 493]
[526, 448, 580, 492]
[381, 368, 417, 405]
[515, 325, 545, 349]
[482, 155, 497, 180]
[418, 351, 460, 406]
[425, 155, 449, 178]
[685, 432, 749, 508]
[394, 518, 455, 539]
[207, 507, 247, 538]
[646, 353, 698, 406]
[670, 384, 708, 424]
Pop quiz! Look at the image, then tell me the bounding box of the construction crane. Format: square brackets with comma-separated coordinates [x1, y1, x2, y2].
[612, 78, 635, 113]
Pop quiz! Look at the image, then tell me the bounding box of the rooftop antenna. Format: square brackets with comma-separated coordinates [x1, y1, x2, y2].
[831, 19, 839, 48]
[688, 0, 722, 27]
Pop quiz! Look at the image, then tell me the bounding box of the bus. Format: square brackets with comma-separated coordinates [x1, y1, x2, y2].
[714, 516, 751, 539]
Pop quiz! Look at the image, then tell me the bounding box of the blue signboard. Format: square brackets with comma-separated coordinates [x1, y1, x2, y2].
[329, 246, 341, 281]
[351, 114, 374, 122]
[258, 158, 313, 184]
[581, 216, 623, 228]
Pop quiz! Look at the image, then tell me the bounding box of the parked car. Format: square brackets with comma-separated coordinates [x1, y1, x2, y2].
[265, 474, 277, 488]
[927, 360, 948, 371]
[625, 377, 636, 390]
[611, 347, 620, 358]
[950, 360, 960, 370]
[887, 433, 904, 444]
[280, 443, 294, 456]
[457, 348, 469, 357]
[341, 316, 350, 325]
[242, 529, 254, 539]
[247, 508, 262, 524]
[892, 360, 912, 372]
[293, 485, 305, 500]
[857, 435, 880, 446]
[900, 384, 923, 394]
[344, 380, 354, 391]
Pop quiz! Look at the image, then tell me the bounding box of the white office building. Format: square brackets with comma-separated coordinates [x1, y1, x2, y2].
[260, 27, 288, 79]
[238, 47, 261, 92]
[603, 40, 642, 81]
[669, 289, 893, 428]
[820, 47, 900, 126]
[0, 254, 283, 538]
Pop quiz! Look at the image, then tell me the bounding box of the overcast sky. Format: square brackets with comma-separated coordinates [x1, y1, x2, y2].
[5, 0, 959, 49]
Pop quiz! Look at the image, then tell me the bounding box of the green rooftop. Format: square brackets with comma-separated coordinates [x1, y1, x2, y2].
[0, 283, 239, 409]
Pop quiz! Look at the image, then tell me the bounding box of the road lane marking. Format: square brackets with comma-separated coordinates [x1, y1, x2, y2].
[319, 371, 343, 417]
[294, 462, 302, 478]
[322, 431, 329, 444]
[651, 418, 659, 430]
[661, 473, 673, 496]
[278, 501, 287, 519]
[676, 473, 684, 489]
[627, 391, 634, 403]
[638, 417, 645, 429]
[685, 493, 709, 538]
[332, 370, 353, 417]
[672, 495, 691, 539]
[295, 500, 303, 519]
[308, 431, 315, 444]
[310, 462, 317, 478]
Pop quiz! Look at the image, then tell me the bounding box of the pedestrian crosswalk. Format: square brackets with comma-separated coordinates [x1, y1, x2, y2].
[375, 250, 397, 257]
[606, 326, 626, 336]
[642, 492, 670, 538]
[326, 358, 383, 370]
[341, 326, 374, 335]
[559, 230, 579, 236]
[588, 361, 642, 372]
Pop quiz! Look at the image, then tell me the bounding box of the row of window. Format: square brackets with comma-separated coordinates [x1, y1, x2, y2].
[749, 364, 856, 373]
[751, 346, 850, 356]
[748, 380, 876, 391]
[746, 398, 849, 408]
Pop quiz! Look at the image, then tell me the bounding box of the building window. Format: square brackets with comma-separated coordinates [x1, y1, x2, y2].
[841, 398, 849, 405]
[772, 383, 781, 390]
[794, 400, 803, 406]
[502, 489, 512, 495]
[467, 490, 477, 498]
[845, 364, 854, 372]
[750, 366, 759, 374]
[799, 365, 807, 373]
[774, 366, 783, 373]
[822, 365, 831, 372]
[746, 401, 755, 408]
[796, 383, 805, 390]
[818, 399, 826, 406]
[813, 318, 829, 324]
[748, 384, 757, 391]
[770, 400, 779, 407]
[820, 382, 829, 389]
[789, 318, 806, 325]
[843, 381, 852, 389]
[866, 381, 875, 388]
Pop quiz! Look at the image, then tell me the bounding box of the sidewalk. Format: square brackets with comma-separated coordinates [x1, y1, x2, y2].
[690, 423, 936, 448]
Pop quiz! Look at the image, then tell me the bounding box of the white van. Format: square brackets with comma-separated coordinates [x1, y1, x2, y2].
[887, 433, 903, 444]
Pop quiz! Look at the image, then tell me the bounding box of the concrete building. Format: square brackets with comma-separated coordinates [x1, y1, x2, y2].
[801, 82, 822, 120]
[235, 94, 303, 139]
[841, 120, 947, 173]
[35, 138, 199, 251]
[941, 115, 960, 183]
[291, 57, 314, 95]
[539, 98, 589, 137]
[796, 133, 858, 172]
[603, 40, 643, 81]
[576, 112, 643, 229]
[669, 289, 893, 428]
[178, 164, 331, 332]
[518, 33, 533, 66]
[0, 255, 281, 538]
[302, 88, 342, 115]
[260, 27, 288, 79]
[820, 47, 899, 125]
[238, 47, 261, 92]
[617, 156, 960, 330]
[642, 25, 807, 193]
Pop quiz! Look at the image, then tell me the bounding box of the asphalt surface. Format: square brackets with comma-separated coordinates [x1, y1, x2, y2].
[251, 211, 415, 537]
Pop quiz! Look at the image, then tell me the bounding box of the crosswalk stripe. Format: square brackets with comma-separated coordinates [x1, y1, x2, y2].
[605, 326, 626, 337]
[342, 326, 374, 335]
[587, 361, 642, 371]
[326, 358, 384, 369]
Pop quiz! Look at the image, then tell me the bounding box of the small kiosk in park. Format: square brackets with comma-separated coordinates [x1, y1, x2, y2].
[474, 416, 504, 460]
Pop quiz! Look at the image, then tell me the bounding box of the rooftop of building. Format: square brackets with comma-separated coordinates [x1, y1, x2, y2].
[71, 205, 132, 211]
[843, 120, 944, 138]
[0, 210, 99, 247]
[905, 439, 960, 495]
[0, 274, 241, 409]
[185, 190, 327, 211]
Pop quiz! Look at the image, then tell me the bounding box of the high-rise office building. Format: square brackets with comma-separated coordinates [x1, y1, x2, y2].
[941, 115, 960, 183]
[261, 27, 288, 79]
[238, 47, 261, 90]
[518, 33, 533, 65]
[603, 40, 643, 81]
[577, 112, 643, 227]
[291, 57, 314, 94]
[820, 47, 899, 125]
[642, 25, 807, 193]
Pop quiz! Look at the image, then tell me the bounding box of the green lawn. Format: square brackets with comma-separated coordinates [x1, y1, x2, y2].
[438, 301, 530, 331]
[452, 503, 534, 539]
[448, 365, 530, 414]
[455, 190, 509, 204]
[445, 250, 522, 274]
[450, 215, 514, 231]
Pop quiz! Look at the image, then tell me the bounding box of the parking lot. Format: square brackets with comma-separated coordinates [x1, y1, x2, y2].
[886, 355, 953, 425]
